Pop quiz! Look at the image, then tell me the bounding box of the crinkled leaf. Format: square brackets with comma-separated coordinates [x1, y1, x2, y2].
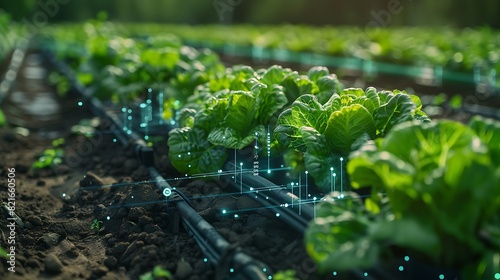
[324, 104, 376, 154]
[260, 65, 291, 86]
[301, 127, 342, 191]
[208, 125, 265, 150]
[373, 94, 416, 136]
[168, 127, 227, 174]
[307, 66, 329, 82]
[315, 75, 344, 104]
[281, 73, 318, 102]
[254, 83, 288, 123]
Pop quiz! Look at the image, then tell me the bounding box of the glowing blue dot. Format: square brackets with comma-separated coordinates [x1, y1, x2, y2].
[284, 203, 289, 207]
[276, 213, 280, 217]
[148, 88, 152, 93]
[330, 167, 333, 171]
[230, 268, 234, 273]
[163, 188, 172, 197]
[404, 256, 410, 262]
[333, 272, 337, 276]
[222, 210, 227, 214]
[128, 116, 132, 120]
[240, 162, 243, 166]
[305, 171, 308, 174]
[122, 108, 127, 113]
[203, 258, 208, 263]
[113, 138, 117, 143]
[313, 197, 317, 201]
[106, 216, 110, 220]
[128, 109, 132, 113]
[263, 268, 267, 272]
[439, 275, 444, 280]
[77, 102, 83, 106]
[178, 155, 181, 158]
[364, 272, 368, 277]
[495, 273, 500, 279]
[250, 187, 254, 191]
[267, 170, 271, 174]
[144, 136, 149, 140]
[170, 120, 176, 125]
[399, 266, 404, 272]
[333, 173, 337, 177]
[340, 157, 344, 161]
[268, 276, 272, 280]
[234, 214, 239, 218]
[62, 193, 66, 197]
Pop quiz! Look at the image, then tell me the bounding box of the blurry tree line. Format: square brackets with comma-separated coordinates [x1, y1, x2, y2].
[0, 0, 499, 28]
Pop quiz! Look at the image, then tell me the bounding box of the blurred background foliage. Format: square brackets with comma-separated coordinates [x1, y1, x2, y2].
[0, 0, 499, 28]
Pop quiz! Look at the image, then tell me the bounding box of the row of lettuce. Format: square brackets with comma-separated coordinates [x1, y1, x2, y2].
[124, 24, 500, 77]
[39, 22, 499, 279]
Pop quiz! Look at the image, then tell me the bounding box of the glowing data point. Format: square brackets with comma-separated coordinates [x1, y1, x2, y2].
[263, 268, 267, 272]
[131, 196, 134, 199]
[333, 272, 337, 276]
[305, 171, 308, 174]
[250, 187, 254, 191]
[77, 102, 83, 107]
[330, 167, 333, 171]
[313, 197, 317, 201]
[284, 203, 289, 207]
[170, 120, 176, 125]
[62, 193, 66, 197]
[404, 256, 410, 262]
[439, 275, 444, 280]
[399, 266, 404, 272]
[240, 162, 243, 166]
[163, 188, 172, 197]
[275, 213, 280, 217]
[494, 273, 500, 280]
[364, 272, 368, 277]
[203, 258, 208, 263]
[268, 276, 272, 280]
[113, 138, 117, 143]
[222, 210, 227, 214]
[106, 216, 110, 220]
[234, 214, 239, 218]
[333, 173, 336, 177]
[148, 88, 152, 93]
[340, 157, 344, 161]
[267, 170, 271, 174]
[230, 268, 234, 273]
[178, 155, 181, 158]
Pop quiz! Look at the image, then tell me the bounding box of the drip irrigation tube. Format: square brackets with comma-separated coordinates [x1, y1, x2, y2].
[226, 168, 313, 233]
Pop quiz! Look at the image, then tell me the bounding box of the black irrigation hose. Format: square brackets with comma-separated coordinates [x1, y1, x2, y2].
[227, 170, 313, 233]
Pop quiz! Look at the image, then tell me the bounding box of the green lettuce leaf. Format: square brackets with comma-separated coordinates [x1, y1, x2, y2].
[168, 127, 227, 174]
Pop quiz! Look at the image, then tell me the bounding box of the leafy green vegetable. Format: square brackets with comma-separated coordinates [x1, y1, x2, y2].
[0, 109, 6, 127]
[312, 118, 500, 276]
[276, 87, 429, 191]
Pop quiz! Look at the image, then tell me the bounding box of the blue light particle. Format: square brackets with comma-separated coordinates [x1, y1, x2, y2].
[113, 138, 117, 143]
[268, 276, 272, 280]
[439, 274, 444, 280]
[495, 273, 500, 279]
[106, 216, 110, 221]
[404, 256, 410, 262]
[263, 268, 267, 272]
[234, 214, 239, 218]
[230, 268, 234, 273]
[333, 271, 337, 276]
[222, 210, 227, 214]
[203, 258, 208, 263]
[276, 213, 280, 217]
[364, 272, 368, 277]
[399, 266, 404, 272]
[163, 188, 172, 197]
[77, 102, 83, 107]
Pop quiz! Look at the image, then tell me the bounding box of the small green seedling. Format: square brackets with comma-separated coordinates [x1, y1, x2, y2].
[273, 270, 298, 280]
[139, 265, 173, 280]
[0, 246, 8, 258]
[90, 219, 103, 232]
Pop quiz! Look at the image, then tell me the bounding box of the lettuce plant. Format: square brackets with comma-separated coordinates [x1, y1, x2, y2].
[168, 65, 343, 175]
[306, 117, 500, 278]
[275, 87, 429, 191]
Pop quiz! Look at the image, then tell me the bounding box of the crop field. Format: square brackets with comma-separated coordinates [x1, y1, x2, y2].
[0, 4, 499, 280]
